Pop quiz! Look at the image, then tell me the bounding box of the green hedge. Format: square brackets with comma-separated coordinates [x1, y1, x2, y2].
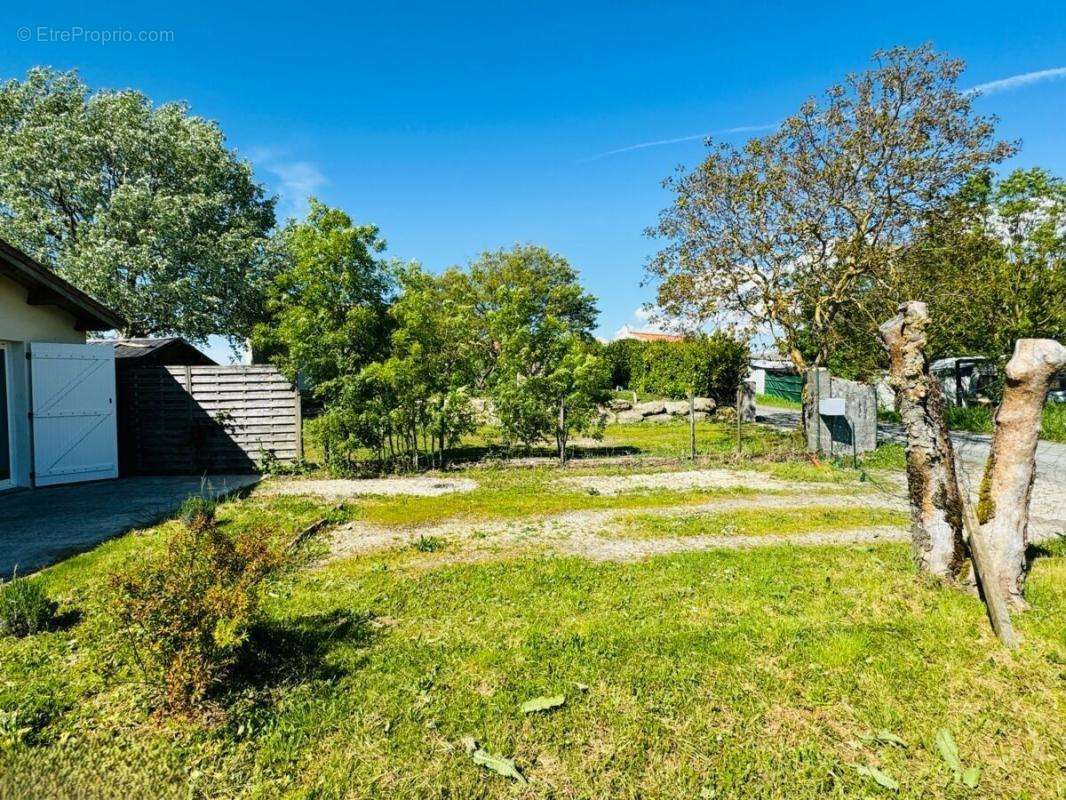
[604, 333, 749, 403]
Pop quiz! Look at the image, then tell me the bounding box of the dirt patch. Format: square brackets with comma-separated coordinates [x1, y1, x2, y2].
[558, 469, 850, 496]
[325, 490, 908, 563]
[566, 526, 908, 562]
[259, 476, 478, 499]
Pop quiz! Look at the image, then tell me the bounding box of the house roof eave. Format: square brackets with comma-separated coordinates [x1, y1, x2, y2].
[0, 238, 126, 332]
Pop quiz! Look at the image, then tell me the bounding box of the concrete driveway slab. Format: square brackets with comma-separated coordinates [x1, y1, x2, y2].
[0, 475, 260, 575]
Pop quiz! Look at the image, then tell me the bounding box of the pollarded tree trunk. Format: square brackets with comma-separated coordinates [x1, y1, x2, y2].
[979, 339, 1066, 608]
[879, 301, 966, 579]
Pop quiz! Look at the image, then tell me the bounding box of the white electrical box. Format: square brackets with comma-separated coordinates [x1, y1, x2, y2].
[819, 397, 846, 416]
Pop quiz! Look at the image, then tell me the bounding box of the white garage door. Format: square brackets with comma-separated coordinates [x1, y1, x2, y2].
[29, 342, 118, 487]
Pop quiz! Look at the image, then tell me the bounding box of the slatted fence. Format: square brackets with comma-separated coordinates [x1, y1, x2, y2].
[117, 365, 301, 475]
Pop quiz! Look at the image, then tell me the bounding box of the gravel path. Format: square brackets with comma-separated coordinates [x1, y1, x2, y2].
[562, 526, 908, 562]
[558, 468, 865, 496]
[319, 460, 1062, 564]
[326, 488, 910, 562]
[260, 476, 478, 498]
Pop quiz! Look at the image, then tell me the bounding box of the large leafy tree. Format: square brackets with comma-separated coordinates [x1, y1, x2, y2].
[0, 68, 275, 340]
[374, 265, 479, 468]
[648, 45, 1014, 375]
[817, 168, 1066, 380]
[252, 199, 395, 398]
[899, 168, 1066, 364]
[473, 245, 609, 461]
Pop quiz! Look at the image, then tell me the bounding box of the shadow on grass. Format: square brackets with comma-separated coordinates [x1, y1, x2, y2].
[234, 609, 377, 689]
[440, 443, 644, 464]
[49, 608, 83, 632]
[1027, 537, 1066, 564]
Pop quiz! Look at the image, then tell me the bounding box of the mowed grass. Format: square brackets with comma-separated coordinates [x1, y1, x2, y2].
[608, 505, 909, 540]
[2, 524, 1063, 799]
[6, 423, 1058, 798]
[292, 422, 894, 530]
[309, 418, 820, 470]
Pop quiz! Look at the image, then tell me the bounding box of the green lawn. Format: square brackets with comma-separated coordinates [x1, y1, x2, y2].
[304, 416, 807, 471]
[2, 423, 1063, 799]
[755, 392, 803, 410]
[879, 402, 1066, 444]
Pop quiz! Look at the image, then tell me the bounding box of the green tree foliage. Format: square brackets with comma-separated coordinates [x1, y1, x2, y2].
[604, 333, 749, 402]
[264, 239, 609, 469]
[604, 338, 644, 388]
[0, 68, 276, 341]
[251, 201, 398, 471]
[813, 168, 1066, 380]
[359, 265, 479, 469]
[474, 246, 609, 462]
[648, 46, 1013, 374]
[252, 200, 395, 397]
[899, 168, 1066, 363]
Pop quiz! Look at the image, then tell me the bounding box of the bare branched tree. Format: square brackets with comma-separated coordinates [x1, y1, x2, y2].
[648, 44, 1014, 375]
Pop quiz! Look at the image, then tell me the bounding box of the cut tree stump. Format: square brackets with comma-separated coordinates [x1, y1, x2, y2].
[977, 338, 1066, 608]
[879, 301, 966, 579]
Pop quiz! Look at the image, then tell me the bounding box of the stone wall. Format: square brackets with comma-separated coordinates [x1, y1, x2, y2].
[605, 396, 716, 424]
[470, 395, 721, 426]
[804, 368, 878, 457]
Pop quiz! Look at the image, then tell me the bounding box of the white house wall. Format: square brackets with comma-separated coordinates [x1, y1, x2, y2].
[1, 275, 87, 486]
[0, 275, 85, 343]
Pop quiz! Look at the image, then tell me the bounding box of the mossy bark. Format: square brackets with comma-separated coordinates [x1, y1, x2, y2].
[879, 301, 966, 579]
[979, 339, 1066, 608]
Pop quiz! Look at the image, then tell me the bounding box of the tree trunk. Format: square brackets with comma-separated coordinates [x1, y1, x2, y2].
[557, 401, 567, 465]
[978, 338, 1066, 607]
[879, 301, 966, 579]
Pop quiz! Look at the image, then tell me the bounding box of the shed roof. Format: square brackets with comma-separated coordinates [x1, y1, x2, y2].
[89, 337, 218, 365]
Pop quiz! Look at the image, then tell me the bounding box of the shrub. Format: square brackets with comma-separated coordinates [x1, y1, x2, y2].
[178, 495, 216, 531]
[0, 572, 57, 637]
[604, 338, 644, 389]
[607, 333, 749, 403]
[412, 535, 445, 552]
[109, 508, 285, 714]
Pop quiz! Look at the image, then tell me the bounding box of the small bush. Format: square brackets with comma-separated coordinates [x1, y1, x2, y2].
[179, 495, 217, 531]
[412, 535, 445, 552]
[0, 572, 57, 637]
[109, 510, 285, 714]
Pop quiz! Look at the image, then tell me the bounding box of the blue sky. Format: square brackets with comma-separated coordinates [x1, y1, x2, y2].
[2, 1, 1065, 362]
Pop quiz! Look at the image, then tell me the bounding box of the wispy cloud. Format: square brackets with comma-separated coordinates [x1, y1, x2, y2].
[581, 122, 778, 162]
[587, 65, 1066, 164]
[268, 161, 326, 212]
[966, 66, 1066, 96]
[246, 146, 327, 221]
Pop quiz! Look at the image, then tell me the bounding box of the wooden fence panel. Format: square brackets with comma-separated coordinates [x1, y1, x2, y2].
[117, 365, 301, 475]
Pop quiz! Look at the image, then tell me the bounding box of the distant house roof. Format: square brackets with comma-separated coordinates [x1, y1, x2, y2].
[0, 238, 125, 331]
[88, 337, 217, 367]
[614, 325, 684, 343]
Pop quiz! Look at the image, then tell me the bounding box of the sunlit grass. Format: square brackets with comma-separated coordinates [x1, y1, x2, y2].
[3, 530, 1063, 798]
[607, 505, 909, 540]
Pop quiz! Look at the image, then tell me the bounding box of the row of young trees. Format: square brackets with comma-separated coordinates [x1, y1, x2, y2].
[251, 203, 612, 469]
